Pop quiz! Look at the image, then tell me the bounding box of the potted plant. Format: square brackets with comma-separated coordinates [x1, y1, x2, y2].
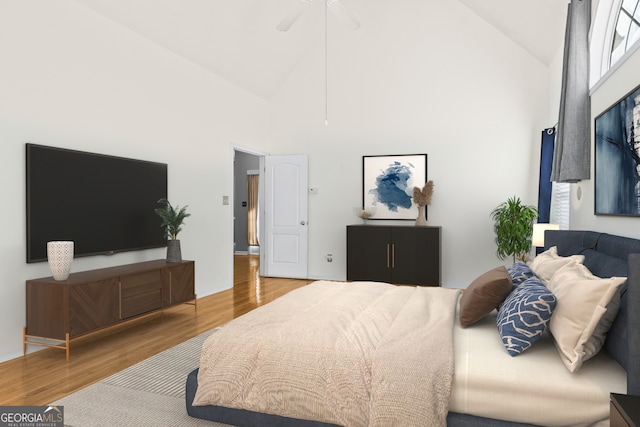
[155, 198, 190, 262]
[490, 196, 538, 263]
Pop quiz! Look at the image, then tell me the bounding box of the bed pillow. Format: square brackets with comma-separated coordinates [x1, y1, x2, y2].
[546, 262, 627, 373]
[496, 277, 556, 356]
[528, 246, 585, 282]
[586, 288, 622, 361]
[506, 261, 536, 285]
[459, 266, 513, 327]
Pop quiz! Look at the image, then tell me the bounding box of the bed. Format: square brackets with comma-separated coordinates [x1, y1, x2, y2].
[185, 230, 640, 426]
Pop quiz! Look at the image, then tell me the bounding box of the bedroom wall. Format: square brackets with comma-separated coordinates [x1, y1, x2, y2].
[0, 1, 565, 364]
[0, 1, 269, 362]
[268, 0, 556, 287]
[571, 48, 640, 237]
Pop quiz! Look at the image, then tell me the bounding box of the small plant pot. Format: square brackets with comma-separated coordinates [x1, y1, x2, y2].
[167, 240, 182, 263]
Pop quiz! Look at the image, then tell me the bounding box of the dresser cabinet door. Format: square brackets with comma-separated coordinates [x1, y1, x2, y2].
[347, 226, 392, 282]
[163, 261, 195, 306]
[69, 279, 120, 337]
[392, 227, 441, 286]
[26, 282, 67, 340]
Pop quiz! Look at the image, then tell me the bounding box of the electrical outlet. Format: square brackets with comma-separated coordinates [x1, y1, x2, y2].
[326, 253, 333, 262]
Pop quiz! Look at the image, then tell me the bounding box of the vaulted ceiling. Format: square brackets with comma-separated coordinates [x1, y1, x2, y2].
[75, 0, 568, 100]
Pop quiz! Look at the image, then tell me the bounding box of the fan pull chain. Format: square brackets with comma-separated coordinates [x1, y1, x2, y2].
[325, 0, 329, 126]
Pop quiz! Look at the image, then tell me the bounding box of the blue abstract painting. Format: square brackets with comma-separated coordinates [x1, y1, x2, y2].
[595, 84, 640, 216]
[362, 154, 427, 220]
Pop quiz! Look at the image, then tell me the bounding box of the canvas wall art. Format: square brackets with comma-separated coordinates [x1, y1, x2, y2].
[362, 154, 427, 220]
[595, 83, 640, 216]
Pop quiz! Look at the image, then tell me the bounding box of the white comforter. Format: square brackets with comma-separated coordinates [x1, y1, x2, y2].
[193, 281, 461, 427]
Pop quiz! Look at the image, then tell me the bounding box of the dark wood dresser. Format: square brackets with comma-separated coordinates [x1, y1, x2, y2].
[347, 225, 441, 286]
[24, 259, 195, 361]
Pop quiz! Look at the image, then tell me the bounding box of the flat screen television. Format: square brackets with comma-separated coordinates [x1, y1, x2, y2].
[26, 143, 168, 263]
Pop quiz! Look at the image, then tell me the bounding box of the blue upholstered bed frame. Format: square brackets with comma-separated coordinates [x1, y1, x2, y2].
[186, 230, 640, 427]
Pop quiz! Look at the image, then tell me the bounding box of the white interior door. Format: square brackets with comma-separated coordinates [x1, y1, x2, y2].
[260, 155, 308, 278]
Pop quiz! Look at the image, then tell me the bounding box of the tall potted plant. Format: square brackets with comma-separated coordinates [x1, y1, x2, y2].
[490, 196, 538, 263]
[155, 198, 190, 262]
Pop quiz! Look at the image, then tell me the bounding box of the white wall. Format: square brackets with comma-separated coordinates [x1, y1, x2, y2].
[571, 47, 640, 235]
[0, 0, 566, 364]
[269, 1, 555, 286]
[0, 1, 269, 362]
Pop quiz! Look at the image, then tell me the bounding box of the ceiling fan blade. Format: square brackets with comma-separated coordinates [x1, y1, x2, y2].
[276, 0, 313, 32]
[327, 0, 360, 30]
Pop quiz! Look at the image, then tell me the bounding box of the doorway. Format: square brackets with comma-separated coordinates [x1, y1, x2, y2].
[233, 150, 261, 256]
[232, 148, 309, 284]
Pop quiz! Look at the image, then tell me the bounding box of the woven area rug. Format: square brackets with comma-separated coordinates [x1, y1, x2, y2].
[52, 328, 232, 427]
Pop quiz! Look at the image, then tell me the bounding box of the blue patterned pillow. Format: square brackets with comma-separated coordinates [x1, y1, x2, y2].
[497, 277, 556, 356]
[506, 261, 536, 286]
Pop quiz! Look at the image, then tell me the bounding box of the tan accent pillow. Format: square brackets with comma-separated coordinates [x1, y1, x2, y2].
[546, 262, 626, 373]
[528, 246, 585, 282]
[459, 266, 513, 327]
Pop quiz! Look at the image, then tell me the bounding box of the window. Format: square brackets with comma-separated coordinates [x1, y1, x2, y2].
[550, 183, 571, 230]
[610, 0, 640, 66]
[591, 0, 640, 88]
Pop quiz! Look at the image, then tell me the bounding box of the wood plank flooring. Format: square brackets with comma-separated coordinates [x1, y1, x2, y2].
[0, 255, 312, 406]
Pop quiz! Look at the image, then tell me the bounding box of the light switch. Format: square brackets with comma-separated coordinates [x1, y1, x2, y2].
[222, 196, 229, 205]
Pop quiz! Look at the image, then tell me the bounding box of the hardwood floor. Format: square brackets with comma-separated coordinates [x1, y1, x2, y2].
[0, 255, 312, 406]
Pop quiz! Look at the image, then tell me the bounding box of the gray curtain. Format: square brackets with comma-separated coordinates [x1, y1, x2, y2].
[551, 0, 591, 183]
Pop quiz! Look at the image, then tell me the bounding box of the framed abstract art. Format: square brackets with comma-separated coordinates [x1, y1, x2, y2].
[594, 83, 640, 216]
[362, 154, 427, 220]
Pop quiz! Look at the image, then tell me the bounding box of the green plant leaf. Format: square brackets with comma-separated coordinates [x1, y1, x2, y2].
[490, 196, 538, 263]
[155, 198, 191, 240]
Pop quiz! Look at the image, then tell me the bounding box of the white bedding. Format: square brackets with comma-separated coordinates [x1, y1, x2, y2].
[191, 280, 627, 427]
[193, 281, 461, 427]
[450, 305, 627, 426]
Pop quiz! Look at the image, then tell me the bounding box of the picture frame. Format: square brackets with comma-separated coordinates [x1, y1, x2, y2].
[362, 154, 427, 220]
[594, 83, 640, 216]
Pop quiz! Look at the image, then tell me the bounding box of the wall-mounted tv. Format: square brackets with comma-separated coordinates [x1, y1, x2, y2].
[26, 143, 168, 263]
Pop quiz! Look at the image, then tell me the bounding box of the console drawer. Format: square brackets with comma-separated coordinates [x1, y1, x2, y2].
[120, 270, 163, 319]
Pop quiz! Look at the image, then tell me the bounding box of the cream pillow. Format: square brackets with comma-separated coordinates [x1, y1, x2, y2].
[584, 289, 621, 361]
[528, 246, 585, 282]
[546, 262, 626, 373]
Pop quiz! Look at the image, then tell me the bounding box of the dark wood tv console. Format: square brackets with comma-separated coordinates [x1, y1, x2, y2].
[24, 259, 196, 361]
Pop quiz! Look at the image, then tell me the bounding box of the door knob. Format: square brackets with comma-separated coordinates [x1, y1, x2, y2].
[300, 221, 306, 225]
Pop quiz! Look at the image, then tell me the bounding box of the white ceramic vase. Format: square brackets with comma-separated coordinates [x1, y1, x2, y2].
[47, 241, 74, 281]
